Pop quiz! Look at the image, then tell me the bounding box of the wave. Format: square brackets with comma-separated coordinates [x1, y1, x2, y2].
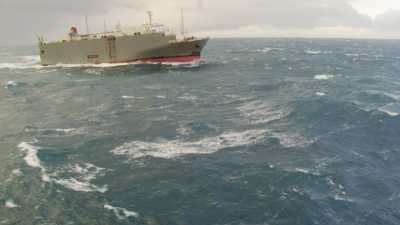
[12, 169, 22, 176]
[52, 163, 109, 193]
[177, 94, 199, 101]
[285, 167, 320, 176]
[0, 55, 203, 70]
[104, 204, 139, 220]
[236, 100, 312, 148]
[111, 129, 266, 160]
[121, 96, 145, 100]
[53, 178, 108, 193]
[4, 200, 19, 209]
[270, 132, 314, 148]
[314, 74, 335, 80]
[316, 92, 326, 96]
[238, 100, 289, 125]
[23, 127, 82, 136]
[344, 53, 369, 57]
[17, 142, 50, 182]
[378, 103, 400, 117]
[4, 81, 21, 89]
[333, 194, 354, 203]
[17, 142, 108, 192]
[305, 50, 332, 55]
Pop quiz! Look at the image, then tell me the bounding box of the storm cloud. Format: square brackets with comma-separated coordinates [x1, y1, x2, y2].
[0, 0, 399, 45]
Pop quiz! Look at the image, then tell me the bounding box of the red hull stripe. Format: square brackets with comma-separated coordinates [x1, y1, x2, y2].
[111, 55, 201, 64]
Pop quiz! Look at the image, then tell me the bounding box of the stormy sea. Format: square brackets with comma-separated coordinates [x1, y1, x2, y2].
[1, 38, 400, 225]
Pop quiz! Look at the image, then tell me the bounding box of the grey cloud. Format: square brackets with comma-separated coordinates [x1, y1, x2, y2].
[183, 0, 372, 30]
[374, 10, 400, 30]
[1, 0, 143, 14]
[0, 0, 396, 45]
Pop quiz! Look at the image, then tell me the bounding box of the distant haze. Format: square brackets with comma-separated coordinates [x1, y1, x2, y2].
[2, 0, 400, 45]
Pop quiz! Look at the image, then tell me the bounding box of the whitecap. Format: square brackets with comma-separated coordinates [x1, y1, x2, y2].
[17, 142, 108, 192]
[238, 100, 289, 125]
[53, 178, 108, 193]
[162, 59, 202, 68]
[345, 53, 360, 57]
[111, 129, 266, 160]
[176, 126, 192, 136]
[314, 74, 335, 80]
[379, 108, 399, 117]
[104, 204, 139, 219]
[177, 94, 198, 101]
[271, 132, 313, 148]
[292, 168, 320, 176]
[122, 96, 144, 99]
[52, 163, 108, 193]
[5, 200, 19, 209]
[54, 128, 79, 134]
[333, 194, 354, 203]
[24, 127, 81, 136]
[17, 142, 49, 182]
[0, 55, 43, 69]
[12, 169, 22, 176]
[84, 68, 103, 75]
[305, 50, 321, 55]
[378, 103, 400, 117]
[4, 80, 18, 88]
[316, 92, 326, 96]
[255, 48, 272, 53]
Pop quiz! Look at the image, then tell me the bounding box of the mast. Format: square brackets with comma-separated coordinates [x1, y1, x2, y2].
[147, 11, 153, 26]
[116, 20, 122, 32]
[180, 9, 185, 38]
[85, 15, 90, 34]
[104, 20, 108, 33]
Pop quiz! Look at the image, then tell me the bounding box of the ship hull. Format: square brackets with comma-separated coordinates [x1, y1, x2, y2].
[39, 33, 208, 65]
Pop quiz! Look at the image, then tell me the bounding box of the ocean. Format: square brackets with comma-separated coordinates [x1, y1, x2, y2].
[1, 38, 400, 225]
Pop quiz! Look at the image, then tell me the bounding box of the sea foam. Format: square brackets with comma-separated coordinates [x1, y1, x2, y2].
[18, 142, 108, 192]
[238, 100, 289, 125]
[111, 129, 266, 160]
[52, 163, 108, 193]
[17, 142, 50, 182]
[104, 204, 139, 219]
[4, 200, 19, 209]
[4, 81, 19, 89]
[314, 74, 335, 80]
[0, 55, 202, 70]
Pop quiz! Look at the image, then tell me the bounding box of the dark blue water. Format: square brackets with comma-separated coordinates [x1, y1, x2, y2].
[1, 39, 400, 225]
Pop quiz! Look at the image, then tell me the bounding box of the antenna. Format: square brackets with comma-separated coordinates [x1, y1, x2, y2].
[180, 9, 185, 38]
[147, 11, 153, 26]
[104, 20, 108, 33]
[85, 15, 90, 34]
[116, 20, 121, 32]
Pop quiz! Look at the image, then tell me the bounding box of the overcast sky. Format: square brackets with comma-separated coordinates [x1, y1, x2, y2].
[2, 0, 400, 45]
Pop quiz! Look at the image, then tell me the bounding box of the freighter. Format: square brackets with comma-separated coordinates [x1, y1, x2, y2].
[38, 12, 209, 65]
